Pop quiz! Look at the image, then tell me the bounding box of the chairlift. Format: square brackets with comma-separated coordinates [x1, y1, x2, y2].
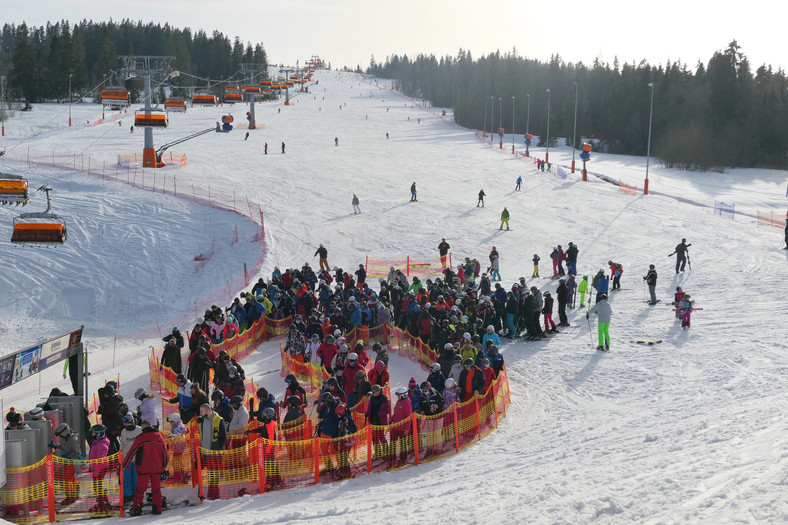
[164, 99, 187, 113]
[100, 88, 131, 108]
[0, 172, 30, 206]
[11, 186, 67, 244]
[192, 94, 218, 105]
[134, 108, 169, 128]
[225, 93, 243, 102]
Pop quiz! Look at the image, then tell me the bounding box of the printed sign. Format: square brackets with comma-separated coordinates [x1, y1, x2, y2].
[13, 345, 41, 383]
[0, 355, 14, 390]
[40, 333, 72, 369]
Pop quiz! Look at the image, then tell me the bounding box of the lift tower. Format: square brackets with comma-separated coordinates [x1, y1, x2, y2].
[120, 56, 175, 168]
[241, 63, 265, 130]
[279, 67, 297, 105]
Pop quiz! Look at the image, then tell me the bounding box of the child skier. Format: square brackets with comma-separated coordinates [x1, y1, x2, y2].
[672, 287, 685, 319]
[542, 291, 558, 333]
[679, 294, 694, 329]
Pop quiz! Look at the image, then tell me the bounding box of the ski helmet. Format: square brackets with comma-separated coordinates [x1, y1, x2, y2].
[262, 407, 275, 421]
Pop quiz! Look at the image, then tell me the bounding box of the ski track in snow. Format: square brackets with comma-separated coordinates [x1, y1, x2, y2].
[1, 70, 788, 524]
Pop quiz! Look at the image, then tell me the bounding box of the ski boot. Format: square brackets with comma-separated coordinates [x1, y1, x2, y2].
[129, 505, 143, 517]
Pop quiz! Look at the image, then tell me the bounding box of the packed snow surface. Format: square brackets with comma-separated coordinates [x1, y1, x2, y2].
[1, 68, 787, 524]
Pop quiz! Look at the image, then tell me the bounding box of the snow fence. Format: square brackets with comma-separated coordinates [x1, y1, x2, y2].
[366, 254, 452, 279]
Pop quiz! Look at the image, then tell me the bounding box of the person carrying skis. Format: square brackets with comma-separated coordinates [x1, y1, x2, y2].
[477, 189, 486, 207]
[438, 238, 451, 267]
[669, 238, 691, 273]
[643, 264, 658, 304]
[410, 182, 418, 202]
[515, 176, 522, 191]
[499, 207, 510, 230]
[587, 294, 612, 351]
[352, 194, 361, 215]
[532, 254, 540, 277]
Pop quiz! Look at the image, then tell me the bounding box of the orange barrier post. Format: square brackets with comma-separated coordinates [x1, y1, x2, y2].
[118, 451, 125, 517]
[195, 444, 204, 502]
[453, 403, 460, 453]
[46, 454, 55, 523]
[411, 413, 420, 465]
[366, 427, 373, 473]
[406, 256, 410, 277]
[474, 395, 482, 441]
[257, 438, 266, 494]
[313, 437, 320, 484]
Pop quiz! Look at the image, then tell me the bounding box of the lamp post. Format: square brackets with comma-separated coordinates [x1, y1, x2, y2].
[511, 96, 515, 154]
[102, 74, 106, 119]
[525, 93, 531, 157]
[482, 95, 488, 139]
[490, 96, 494, 144]
[645, 82, 655, 195]
[572, 81, 578, 174]
[68, 73, 73, 127]
[498, 97, 502, 149]
[545, 89, 551, 164]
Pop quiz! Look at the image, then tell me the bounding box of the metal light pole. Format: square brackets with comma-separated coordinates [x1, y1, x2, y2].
[482, 95, 488, 139]
[511, 96, 515, 154]
[572, 81, 578, 173]
[68, 73, 73, 127]
[645, 82, 655, 195]
[525, 93, 530, 156]
[1, 75, 5, 136]
[498, 97, 502, 149]
[102, 74, 106, 119]
[545, 89, 551, 164]
[490, 96, 494, 144]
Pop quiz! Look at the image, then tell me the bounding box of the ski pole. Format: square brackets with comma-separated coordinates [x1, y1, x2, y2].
[687, 252, 691, 270]
[586, 314, 594, 346]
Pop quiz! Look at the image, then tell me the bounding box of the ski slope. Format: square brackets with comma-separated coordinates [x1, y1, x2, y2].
[1, 68, 788, 524]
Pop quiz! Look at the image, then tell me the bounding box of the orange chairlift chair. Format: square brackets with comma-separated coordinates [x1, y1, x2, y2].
[11, 185, 67, 244]
[0, 172, 30, 206]
[134, 108, 169, 128]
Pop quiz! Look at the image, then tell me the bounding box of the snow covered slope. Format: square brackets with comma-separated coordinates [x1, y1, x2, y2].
[1, 68, 787, 523]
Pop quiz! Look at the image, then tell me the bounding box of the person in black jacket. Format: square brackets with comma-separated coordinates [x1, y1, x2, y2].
[542, 291, 558, 333]
[160, 338, 183, 374]
[556, 279, 569, 326]
[314, 244, 330, 272]
[477, 189, 486, 207]
[355, 264, 366, 286]
[669, 239, 691, 273]
[643, 264, 658, 305]
[438, 238, 450, 267]
[565, 242, 579, 275]
[162, 327, 184, 349]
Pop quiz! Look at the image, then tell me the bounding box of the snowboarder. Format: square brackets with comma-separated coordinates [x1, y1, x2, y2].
[587, 294, 612, 351]
[438, 238, 450, 267]
[314, 244, 330, 272]
[643, 264, 658, 304]
[499, 207, 509, 230]
[477, 189, 486, 207]
[515, 176, 522, 191]
[335, 137, 339, 146]
[352, 194, 361, 215]
[264, 142, 268, 154]
[532, 254, 540, 277]
[281, 142, 286, 154]
[410, 182, 417, 202]
[578, 275, 589, 308]
[669, 238, 691, 273]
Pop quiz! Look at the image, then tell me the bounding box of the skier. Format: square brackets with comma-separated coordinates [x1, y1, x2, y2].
[679, 293, 694, 328]
[410, 182, 418, 202]
[489, 246, 500, 281]
[352, 194, 361, 215]
[281, 142, 286, 154]
[587, 294, 612, 351]
[550, 247, 561, 277]
[577, 275, 589, 308]
[643, 264, 658, 305]
[669, 238, 691, 273]
[335, 137, 339, 146]
[594, 270, 609, 303]
[566, 274, 577, 309]
[125, 420, 168, 516]
[264, 142, 268, 154]
[542, 291, 558, 333]
[314, 244, 330, 272]
[556, 245, 566, 276]
[499, 207, 509, 230]
[477, 189, 486, 207]
[244, 132, 249, 141]
[515, 176, 522, 191]
[130, 126, 134, 134]
[609, 260, 623, 291]
[556, 278, 569, 326]
[565, 242, 578, 275]
[784, 221, 788, 249]
[532, 254, 540, 277]
[672, 286, 685, 318]
[437, 238, 451, 267]
[386, 132, 389, 139]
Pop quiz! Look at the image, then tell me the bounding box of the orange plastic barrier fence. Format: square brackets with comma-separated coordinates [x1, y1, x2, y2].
[0, 453, 124, 523]
[756, 210, 787, 228]
[366, 255, 451, 278]
[619, 180, 638, 196]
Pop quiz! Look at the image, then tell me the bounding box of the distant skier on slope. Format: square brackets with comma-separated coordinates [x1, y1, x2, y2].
[352, 194, 361, 215]
[410, 182, 418, 202]
[669, 238, 691, 273]
[499, 207, 509, 230]
[515, 176, 522, 191]
[281, 142, 286, 154]
[477, 189, 486, 207]
[643, 264, 658, 305]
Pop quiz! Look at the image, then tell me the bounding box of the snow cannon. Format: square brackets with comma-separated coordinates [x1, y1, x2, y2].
[580, 143, 592, 182]
[525, 133, 532, 157]
[221, 114, 234, 132]
[246, 112, 253, 123]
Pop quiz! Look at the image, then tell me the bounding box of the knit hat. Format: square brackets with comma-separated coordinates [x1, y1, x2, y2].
[408, 376, 417, 387]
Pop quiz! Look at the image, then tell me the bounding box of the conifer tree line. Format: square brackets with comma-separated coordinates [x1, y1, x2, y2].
[368, 42, 788, 170]
[0, 20, 269, 104]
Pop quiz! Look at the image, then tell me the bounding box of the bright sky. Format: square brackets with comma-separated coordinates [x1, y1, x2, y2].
[6, 0, 788, 73]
